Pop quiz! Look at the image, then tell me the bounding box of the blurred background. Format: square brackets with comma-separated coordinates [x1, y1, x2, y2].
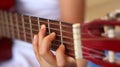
[86, 0, 120, 21]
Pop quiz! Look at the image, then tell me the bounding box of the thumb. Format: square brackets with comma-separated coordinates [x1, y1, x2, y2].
[76, 59, 87, 67]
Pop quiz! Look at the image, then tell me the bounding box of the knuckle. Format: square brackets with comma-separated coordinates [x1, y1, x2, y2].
[43, 37, 49, 42]
[38, 38, 50, 56]
[38, 35, 52, 56]
[44, 35, 51, 41]
[43, 36, 51, 45]
[39, 50, 47, 56]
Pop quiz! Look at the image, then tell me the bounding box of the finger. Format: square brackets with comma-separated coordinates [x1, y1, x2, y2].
[39, 32, 56, 64]
[56, 44, 66, 67]
[40, 32, 56, 52]
[32, 35, 41, 62]
[38, 25, 46, 45]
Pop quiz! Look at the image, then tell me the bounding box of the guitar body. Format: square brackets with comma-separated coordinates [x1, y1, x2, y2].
[0, 0, 14, 10]
[0, 37, 13, 62]
[0, 1, 14, 62]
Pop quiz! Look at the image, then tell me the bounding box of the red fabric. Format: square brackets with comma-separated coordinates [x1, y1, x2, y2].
[0, 0, 15, 10]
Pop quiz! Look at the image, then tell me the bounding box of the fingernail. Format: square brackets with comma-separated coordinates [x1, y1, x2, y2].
[50, 32, 56, 37]
[34, 35, 36, 40]
[51, 32, 56, 35]
[60, 44, 65, 51]
[33, 35, 37, 44]
[41, 25, 46, 29]
[39, 25, 46, 33]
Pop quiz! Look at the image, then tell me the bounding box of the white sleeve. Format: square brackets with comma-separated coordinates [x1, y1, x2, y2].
[0, 40, 40, 67]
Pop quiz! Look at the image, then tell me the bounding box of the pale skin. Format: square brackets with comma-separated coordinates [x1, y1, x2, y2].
[32, 0, 87, 67]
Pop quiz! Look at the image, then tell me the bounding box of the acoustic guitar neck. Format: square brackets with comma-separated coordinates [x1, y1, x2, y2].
[0, 10, 75, 57]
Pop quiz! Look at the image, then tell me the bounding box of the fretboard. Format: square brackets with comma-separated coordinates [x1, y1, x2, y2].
[0, 10, 75, 57]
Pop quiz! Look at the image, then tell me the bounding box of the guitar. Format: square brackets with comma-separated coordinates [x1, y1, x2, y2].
[0, 10, 120, 67]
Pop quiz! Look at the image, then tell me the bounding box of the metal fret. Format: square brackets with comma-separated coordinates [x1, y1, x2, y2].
[47, 19, 51, 34]
[1, 11, 6, 37]
[3, 11, 8, 37]
[15, 13, 20, 39]
[0, 10, 2, 37]
[59, 21, 63, 44]
[21, 15, 27, 41]
[4, 11, 10, 38]
[29, 16, 33, 41]
[37, 17, 40, 30]
[9, 12, 15, 39]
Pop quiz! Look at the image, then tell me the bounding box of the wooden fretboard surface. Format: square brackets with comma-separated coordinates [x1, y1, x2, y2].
[0, 10, 75, 57]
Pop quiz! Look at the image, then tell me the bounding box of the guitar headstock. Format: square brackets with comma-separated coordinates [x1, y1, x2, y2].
[80, 10, 120, 67]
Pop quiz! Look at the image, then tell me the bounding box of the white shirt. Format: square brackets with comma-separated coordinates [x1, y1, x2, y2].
[16, 0, 60, 20]
[0, 40, 40, 67]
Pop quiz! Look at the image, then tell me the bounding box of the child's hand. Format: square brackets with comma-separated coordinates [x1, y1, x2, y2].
[32, 25, 87, 67]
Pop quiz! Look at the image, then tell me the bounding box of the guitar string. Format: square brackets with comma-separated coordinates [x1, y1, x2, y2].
[3, 23, 115, 56]
[12, 21, 120, 38]
[2, 10, 116, 28]
[0, 19, 108, 56]
[0, 24, 116, 57]
[82, 51, 104, 59]
[0, 21, 108, 56]
[0, 27, 113, 59]
[2, 22, 120, 41]
[1, 11, 119, 37]
[6, 20, 120, 37]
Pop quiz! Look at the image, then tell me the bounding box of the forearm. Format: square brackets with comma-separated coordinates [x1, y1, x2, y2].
[59, 0, 85, 23]
[59, 0, 87, 67]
